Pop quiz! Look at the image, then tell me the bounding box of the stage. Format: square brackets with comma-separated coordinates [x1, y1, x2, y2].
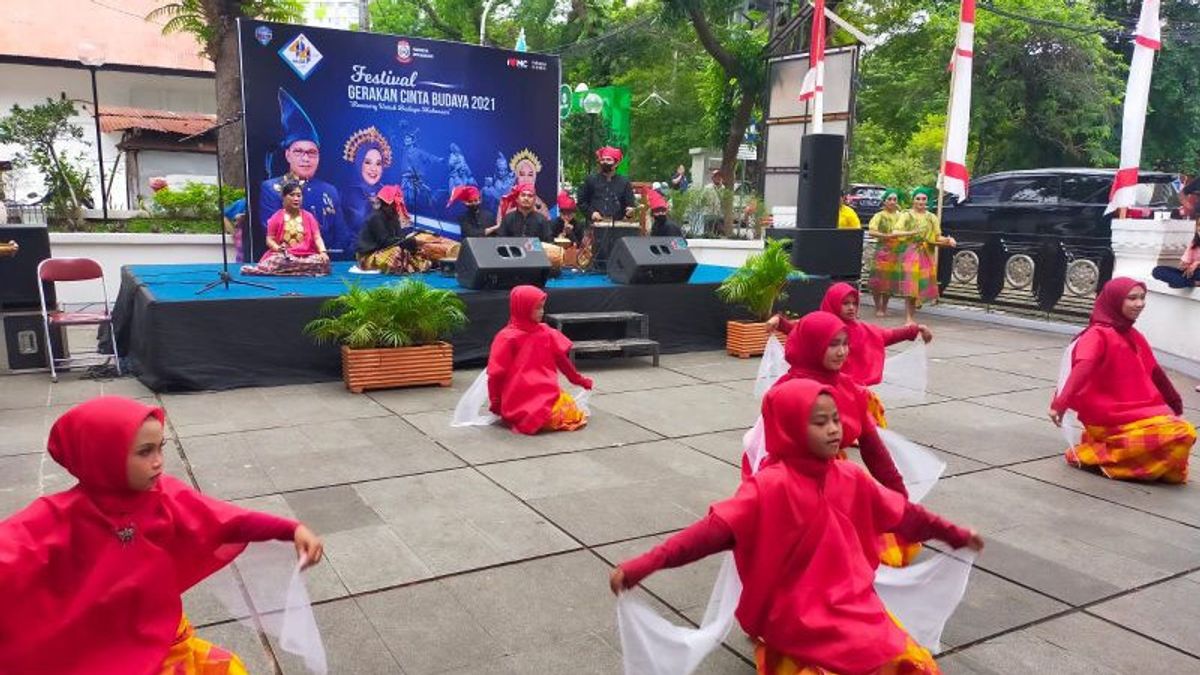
[111, 262, 828, 392]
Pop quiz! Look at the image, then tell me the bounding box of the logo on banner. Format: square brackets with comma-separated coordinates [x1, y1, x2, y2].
[396, 40, 413, 64]
[254, 26, 273, 46]
[279, 34, 323, 80]
[506, 57, 529, 69]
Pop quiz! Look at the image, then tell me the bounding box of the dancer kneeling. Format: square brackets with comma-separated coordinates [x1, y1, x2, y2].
[488, 285, 593, 434]
[356, 185, 459, 274]
[0, 397, 324, 674]
[242, 181, 330, 276]
[1051, 277, 1195, 482]
[612, 379, 983, 675]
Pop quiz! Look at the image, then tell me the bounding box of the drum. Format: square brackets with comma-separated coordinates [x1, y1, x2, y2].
[543, 242, 565, 271]
[415, 233, 460, 262]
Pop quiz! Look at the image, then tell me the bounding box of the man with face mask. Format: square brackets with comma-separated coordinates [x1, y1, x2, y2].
[448, 185, 497, 238]
[578, 146, 636, 223]
[646, 189, 682, 237]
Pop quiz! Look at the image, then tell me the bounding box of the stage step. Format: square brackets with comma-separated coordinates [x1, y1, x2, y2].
[545, 311, 649, 339]
[569, 338, 660, 366]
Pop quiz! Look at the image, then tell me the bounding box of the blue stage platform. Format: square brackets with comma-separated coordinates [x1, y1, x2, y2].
[111, 262, 828, 392]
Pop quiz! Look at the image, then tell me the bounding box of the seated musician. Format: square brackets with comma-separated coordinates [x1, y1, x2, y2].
[449, 185, 498, 238]
[647, 189, 682, 237]
[499, 184, 555, 243]
[241, 181, 331, 277]
[356, 184, 433, 274]
[553, 190, 584, 245]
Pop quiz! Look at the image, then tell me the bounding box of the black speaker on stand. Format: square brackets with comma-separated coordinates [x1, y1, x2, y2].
[455, 237, 551, 290]
[796, 133, 844, 229]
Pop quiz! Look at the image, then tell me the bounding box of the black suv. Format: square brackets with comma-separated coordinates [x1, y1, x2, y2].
[940, 168, 1180, 241]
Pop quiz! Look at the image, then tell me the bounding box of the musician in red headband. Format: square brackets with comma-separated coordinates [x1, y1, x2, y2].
[448, 184, 497, 238]
[553, 190, 584, 245]
[498, 183, 555, 242]
[578, 146, 636, 224]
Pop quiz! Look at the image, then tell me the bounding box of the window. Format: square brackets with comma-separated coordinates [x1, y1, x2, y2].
[965, 179, 1003, 204]
[1060, 176, 1110, 204]
[1004, 176, 1059, 204]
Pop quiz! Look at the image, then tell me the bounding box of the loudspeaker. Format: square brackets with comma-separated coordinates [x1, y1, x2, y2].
[0, 225, 55, 311]
[607, 236, 698, 284]
[766, 228, 863, 280]
[1, 311, 66, 372]
[455, 237, 551, 290]
[796, 134, 845, 229]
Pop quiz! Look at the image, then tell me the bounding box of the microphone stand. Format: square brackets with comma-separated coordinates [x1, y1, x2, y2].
[179, 113, 274, 294]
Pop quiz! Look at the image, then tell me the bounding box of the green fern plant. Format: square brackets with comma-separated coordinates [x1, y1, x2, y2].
[304, 280, 468, 350]
[717, 239, 804, 322]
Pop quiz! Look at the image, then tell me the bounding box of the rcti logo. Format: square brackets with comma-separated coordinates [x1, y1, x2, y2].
[396, 40, 413, 64]
[278, 34, 323, 80]
[506, 58, 529, 69]
[254, 26, 273, 46]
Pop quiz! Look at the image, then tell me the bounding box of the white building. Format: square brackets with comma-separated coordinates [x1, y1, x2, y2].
[1, 0, 216, 212]
[303, 1, 363, 30]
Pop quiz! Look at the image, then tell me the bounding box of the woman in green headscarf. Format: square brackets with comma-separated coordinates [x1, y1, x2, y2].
[866, 188, 906, 316]
[883, 187, 957, 324]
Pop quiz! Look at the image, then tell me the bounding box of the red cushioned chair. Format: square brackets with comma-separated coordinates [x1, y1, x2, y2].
[37, 257, 121, 382]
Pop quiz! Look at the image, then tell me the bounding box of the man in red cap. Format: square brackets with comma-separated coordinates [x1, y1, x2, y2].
[578, 146, 636, 224]
[646, 188, 682, 237]
[553, 190, 584, 245]
[448, 184, 497, 238]
[498, 184, 554, 242]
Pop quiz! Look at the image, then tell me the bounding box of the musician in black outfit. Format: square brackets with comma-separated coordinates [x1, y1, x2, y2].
[498, 184, 554, 242]
[577, 146, 636, 223]
[448, 185, 498, 238]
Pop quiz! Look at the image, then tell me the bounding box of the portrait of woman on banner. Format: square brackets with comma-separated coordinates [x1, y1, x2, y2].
[341, 126, 394, 246]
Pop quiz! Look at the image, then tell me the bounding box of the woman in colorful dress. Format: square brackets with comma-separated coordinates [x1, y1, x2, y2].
[867, 188, 906, 316]
[883, 187, 956, 324]
[341, 125, 393, 248]
[241, 181, 331, 276]
[611, 378, 983, 675]
[356, 184, 459, 274]
[0, 397, 324, 674]
[1050, 277, 1195, 482]
[487, 285, 593, 434]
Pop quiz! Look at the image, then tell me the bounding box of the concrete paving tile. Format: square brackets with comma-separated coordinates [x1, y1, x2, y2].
[0, 372, 155, 411]
[592, 383, 760, 438]
[182, 415, 463, 499]
[194, 620, 277, 674]
[183, 565, 252, 627]
[964, 387, 1057, 421]
[403, 407, 660, 464]
[354, 469, 578, 576]
[283, 485, 384, 535]
[924, 361, 1048, 400]
[884, 401, 1064, 466]
[0, 451, 74, 518]
[367, 367, 483, 415]
[943, 327, 1072, 351]
[0, 404, 76, 457]
[583, 359, 706, 393]
[1089, 571, 1200, 658]
[659, 350, 763, 383]
[273, 598, 405, 674]
[922, 470, 1200, 605]
[1008, 458, 1200, 527]
[947, 348, 1063, 383]
[677, 429, 750, 467]
[939, 567, 1069, 650]
[1165, 369, 1200, 413]
[320, 524, 433, 594]
[921, 337, 1015, 360]
[937, 612, 1200, 674]
[161, 382, 392, 437]
[869, 383, 952, 409]
[482, 441, 739, 545]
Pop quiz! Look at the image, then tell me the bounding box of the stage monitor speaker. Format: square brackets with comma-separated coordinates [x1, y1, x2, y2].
[1, 311, 66, 372]
[607, 236, 698, 284]
[0, 225, 56, 311]
[766, 227, 863, 280]
[455, 237, 551, 290]
[796, 134, 845, 229]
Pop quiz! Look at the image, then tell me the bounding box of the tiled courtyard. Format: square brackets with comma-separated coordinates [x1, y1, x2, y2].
[3, 313, 1199, 674]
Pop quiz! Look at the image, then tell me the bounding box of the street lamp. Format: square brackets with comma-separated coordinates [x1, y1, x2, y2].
[78, 42, 108, 221]
[581, 92, 604, 169]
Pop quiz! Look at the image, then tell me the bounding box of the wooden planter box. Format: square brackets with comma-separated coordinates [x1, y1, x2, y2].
[726, 320, 785, 359]
[341, 342, 454, 393]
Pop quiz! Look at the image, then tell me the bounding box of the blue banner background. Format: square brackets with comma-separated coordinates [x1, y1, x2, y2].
[238, 20, 561, 260]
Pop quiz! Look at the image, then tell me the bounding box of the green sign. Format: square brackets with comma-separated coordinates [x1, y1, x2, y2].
[559, 84, 571, 120]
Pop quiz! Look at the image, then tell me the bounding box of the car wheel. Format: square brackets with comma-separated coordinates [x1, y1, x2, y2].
[1005, 254, 1036, 290]
[952, 250, 979, 284]
[1065, 259, 1100, 296]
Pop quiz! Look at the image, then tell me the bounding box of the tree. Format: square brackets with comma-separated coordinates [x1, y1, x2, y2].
[149, 0, 304, 188]
[0, 96, 91, 223]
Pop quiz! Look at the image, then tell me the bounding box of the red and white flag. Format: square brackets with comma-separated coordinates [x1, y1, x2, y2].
[799, 0, 827, 131]
[1107, 0, 1162, 214]
[940, 0, 975, 203]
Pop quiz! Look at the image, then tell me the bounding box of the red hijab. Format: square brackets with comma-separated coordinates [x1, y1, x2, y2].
[712, 379, 909, 672]
[487, 285, 573, 434]
[819, 282, 888, 386]
[777, 312, 870, 447]
[0, 397, 264, 674]
[1088, 276, 1144, 333]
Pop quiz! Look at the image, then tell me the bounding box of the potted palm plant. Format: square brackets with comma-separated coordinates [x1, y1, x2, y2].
[717, 238, 802, 358]
[305, 279, 468, 393]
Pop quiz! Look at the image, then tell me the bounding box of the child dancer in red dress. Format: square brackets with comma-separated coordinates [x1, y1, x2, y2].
[612, 379, 983, 675]
[0, 396, 324, 675]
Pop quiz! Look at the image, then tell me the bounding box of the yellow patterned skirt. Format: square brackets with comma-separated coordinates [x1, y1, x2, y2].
[541, 390, 588, 432]
[866, 389, 889, 429]
[1066, 415, 1195, 483]
[754, 615, 938, 675]
[159, 615, 247, 675]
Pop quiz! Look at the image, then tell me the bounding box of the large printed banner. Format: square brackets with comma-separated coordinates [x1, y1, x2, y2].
[238, 20, 561, 260]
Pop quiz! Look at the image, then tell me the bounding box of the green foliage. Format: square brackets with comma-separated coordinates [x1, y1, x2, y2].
[717, 239, 801, 321]
[151, 182, 246, 220]
[305, 280, 469, 349]
[149, 0, 303, 54]
[47, 218, 220, 234]
[850, 115, 948, 190]
[0, 96, 90, 222]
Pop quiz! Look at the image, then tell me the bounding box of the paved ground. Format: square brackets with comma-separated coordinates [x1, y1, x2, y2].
[3, 313, 1200, 674]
